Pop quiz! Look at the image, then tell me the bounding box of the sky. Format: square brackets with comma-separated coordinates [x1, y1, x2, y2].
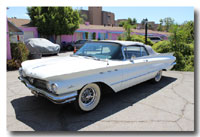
[7, 7, 194, 24]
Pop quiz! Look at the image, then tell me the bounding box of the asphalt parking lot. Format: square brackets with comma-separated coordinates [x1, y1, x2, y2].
[7, 52, 194, 131]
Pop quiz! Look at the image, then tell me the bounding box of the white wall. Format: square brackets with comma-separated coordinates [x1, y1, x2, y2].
[23, 31, 34, 41]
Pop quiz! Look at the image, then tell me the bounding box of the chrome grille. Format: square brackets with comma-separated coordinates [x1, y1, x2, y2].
[33, 79, 48, 91]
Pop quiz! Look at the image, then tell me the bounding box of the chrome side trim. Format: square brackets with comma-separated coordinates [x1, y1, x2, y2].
[166, 62, 176, 70]
[18, 76, 77, 104]
[110, 69, 159, 86]
[110, 62, 176, 86]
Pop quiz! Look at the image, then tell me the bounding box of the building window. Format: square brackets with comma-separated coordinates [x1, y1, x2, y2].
[107, 16, 111, 24]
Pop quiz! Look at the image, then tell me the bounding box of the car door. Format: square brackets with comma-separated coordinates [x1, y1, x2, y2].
[99, 45, 124, 92]
[121, 45, 151, 89]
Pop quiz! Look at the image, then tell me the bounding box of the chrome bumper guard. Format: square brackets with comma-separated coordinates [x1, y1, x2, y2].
[18, 76, 77, 104]
[168, 62, 176, 70]
[171, 62, 176, 66]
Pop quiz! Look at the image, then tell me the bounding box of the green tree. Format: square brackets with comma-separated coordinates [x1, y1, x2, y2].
[123, 22, 132, 40]
[118, 34, 154, 46]
[27, 7, 80, 42]
[141, 19, 145, 26]
[179, 21, 194, 43]
[132, 18, 137, 25]
[157, 19, 163, 31]
[78, 11, 88, 24]
[119, 21, 126, 27]
[119, 18, 137, 27]
[152, 21, 194, 71]
[127, 18, 133, 25]
[163, 17, 174, 32]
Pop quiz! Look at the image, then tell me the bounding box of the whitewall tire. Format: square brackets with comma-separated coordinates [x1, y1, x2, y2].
[152, 70, 162, 83]
[74, 83, 101, 112]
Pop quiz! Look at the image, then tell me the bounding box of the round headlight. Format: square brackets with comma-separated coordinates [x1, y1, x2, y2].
[46, 83, 58, 94]
[51, 83, 58, 93]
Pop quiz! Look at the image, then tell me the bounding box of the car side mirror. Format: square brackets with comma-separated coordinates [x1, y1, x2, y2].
[130, 55, 136, 62]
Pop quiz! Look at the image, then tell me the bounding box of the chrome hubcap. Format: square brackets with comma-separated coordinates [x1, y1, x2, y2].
[81, 88, 96, 106]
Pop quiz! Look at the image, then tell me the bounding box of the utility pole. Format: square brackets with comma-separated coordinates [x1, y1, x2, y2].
[144, 18, 148, 45]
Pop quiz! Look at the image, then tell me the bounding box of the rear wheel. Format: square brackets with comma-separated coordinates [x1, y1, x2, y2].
[74, 83, 101, 112]
[152, 70, 162, 83]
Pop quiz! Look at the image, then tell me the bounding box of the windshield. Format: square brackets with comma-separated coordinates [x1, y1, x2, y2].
[75, 42, 123, 60]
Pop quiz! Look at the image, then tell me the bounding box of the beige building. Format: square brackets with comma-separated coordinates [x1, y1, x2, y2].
[137, 21, 159, 31]
[80, 7, 115, 26]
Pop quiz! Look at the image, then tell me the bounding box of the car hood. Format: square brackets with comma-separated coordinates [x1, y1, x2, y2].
[21, 55, 107, 80]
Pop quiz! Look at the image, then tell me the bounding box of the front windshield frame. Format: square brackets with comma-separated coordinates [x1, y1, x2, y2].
[75, 41, 124, 60]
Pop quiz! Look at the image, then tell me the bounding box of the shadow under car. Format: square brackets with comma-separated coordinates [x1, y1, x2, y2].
[11, 76, 177, 131]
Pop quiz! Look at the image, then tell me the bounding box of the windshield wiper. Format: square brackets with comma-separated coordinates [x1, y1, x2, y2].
[75, 54, 100, 60]
[85, 55, 100, 60]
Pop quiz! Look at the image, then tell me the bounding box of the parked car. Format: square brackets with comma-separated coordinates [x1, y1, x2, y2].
[19, 40, 176, 112]
[73, 40, 90, 49]
[61, 41, 74, 51]
[148, 36, 163, 43]
[25, 38, 60, 58]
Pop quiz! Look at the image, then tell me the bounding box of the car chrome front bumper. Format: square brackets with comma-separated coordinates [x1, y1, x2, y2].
[18, 76, 78, 104]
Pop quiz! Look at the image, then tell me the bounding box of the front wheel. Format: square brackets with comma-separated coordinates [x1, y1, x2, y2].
[152, 70, 162, 83]
[74, 83, 101, 112]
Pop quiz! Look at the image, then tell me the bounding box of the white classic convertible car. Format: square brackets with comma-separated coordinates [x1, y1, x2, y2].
[19, 40, 176, 112]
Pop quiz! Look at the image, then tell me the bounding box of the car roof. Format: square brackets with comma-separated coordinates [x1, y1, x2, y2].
[97, 40, 157, 55]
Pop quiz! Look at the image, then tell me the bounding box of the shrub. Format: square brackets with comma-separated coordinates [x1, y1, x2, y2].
[131, 35, 144, 43]
[118, 35, 124, 40]
[184, 55, 194, 71]
[7, 59, 21, 71]
[152, 40, 194, 71]
[7, 43, 29, 70]
[10, 43, 29, 61]
[173, 52, 186, 71]
[130, 35, 154, 46]
[118, 34, 154, 46]
[152, 41, 171, 53]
